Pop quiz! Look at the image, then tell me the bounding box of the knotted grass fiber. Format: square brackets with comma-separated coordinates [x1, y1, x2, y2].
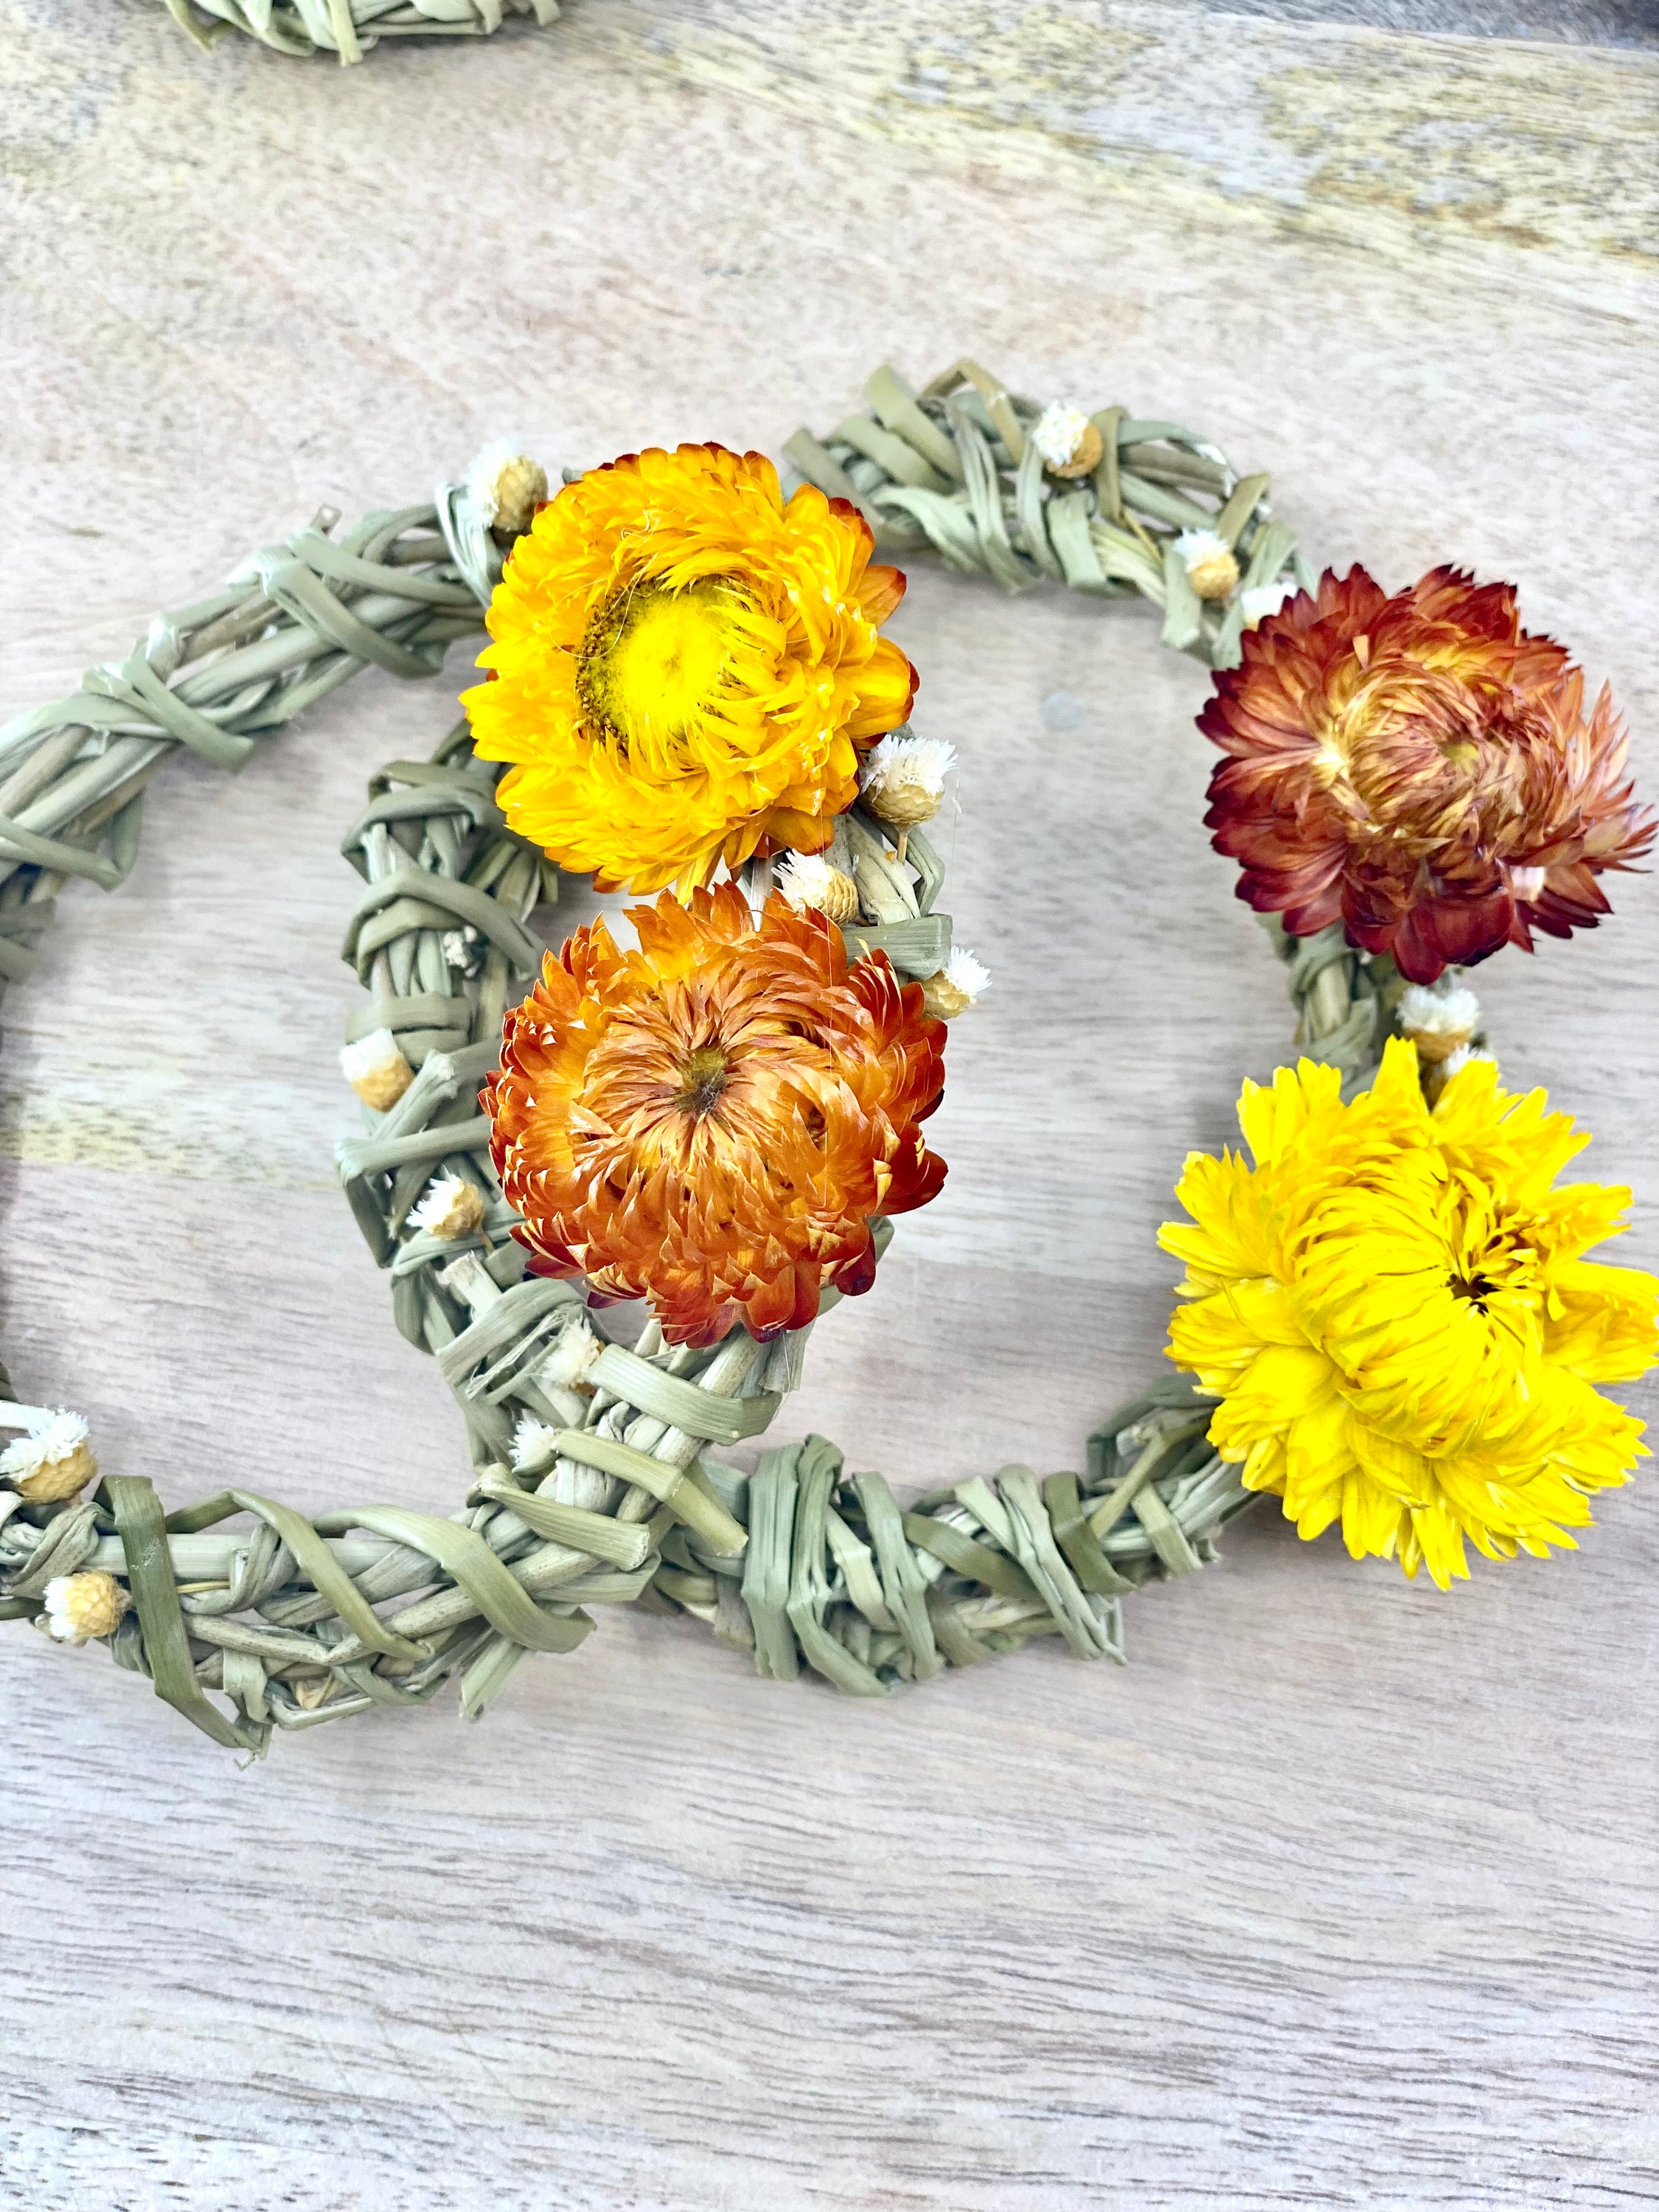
[159, 0, 560, 65]
[0, 361, 1405, 1754]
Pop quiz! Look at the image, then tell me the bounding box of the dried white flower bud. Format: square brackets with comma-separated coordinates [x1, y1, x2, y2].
[340, 1027, 414, 1111]
[775, 852, 860, 923]
[919, 947, 991, 1020]
[510, 1411, 560, 1473]
[1423, 1040, 1498, 1105]
[1439, 1044, 1496, 1082]
[43, 1571, 129, 1645]
[1398, 981, 1481, 1064]
[1241, 581, 1295, 627]
[1, 1410, 97, 1505]
[410, 1175, 488, 1241]
[464, 438, 548, 538]
[1174, 528, 1241, 602]
[1031, 403, 1103, 479]
[861, 732, 957, 832]
[543, 1317, 602, 1391]
[442, 926, 481, 973]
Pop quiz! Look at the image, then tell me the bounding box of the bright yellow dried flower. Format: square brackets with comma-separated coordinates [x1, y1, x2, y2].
[462, 444, 917, 894]
[1161, 1040, 1657, 1587]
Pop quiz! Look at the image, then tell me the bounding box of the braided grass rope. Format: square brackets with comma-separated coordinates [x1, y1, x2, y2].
[159, 0, 558, 64]
[0, 361, 1414, 1753]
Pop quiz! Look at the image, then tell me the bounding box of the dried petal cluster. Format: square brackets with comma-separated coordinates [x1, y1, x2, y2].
[485, 883, 947, 1346]
[1163, 1040, 1658, 1586]
[462, 443, 917, 894]
[1201, 566, 1652, 983]
[1, 1410, 97, 1505]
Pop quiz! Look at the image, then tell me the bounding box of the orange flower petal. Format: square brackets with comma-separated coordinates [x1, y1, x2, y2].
[485, 884, 948, 1347]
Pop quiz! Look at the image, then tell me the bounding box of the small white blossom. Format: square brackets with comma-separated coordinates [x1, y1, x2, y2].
[1440, 1045, 1498, 1082]
[861, 732, 957, 819]
[510, 1412, 559, 1472]
[919, 947, 990, 1021]
[462, 438, 548, 535]
[1, 1409, 97, 1504]
[442, 926, 481, 971]
[409, 1175, 487, 1241]
[774, 852, 858, 921]
[1031, 403, 1096, 472]
[543, 1318, 602, 1391]
[946, 949, 990, 1002]
[340, 1027, 413, 1110]
[1241, 580, 1295, 627]
[1, 1409, 88, 1482]
[1175, 529, 1231, 571]
[1174, 529, 1240, 602]
[1398, 982, 1482, 1041]
[43, 1571, 129, 1645]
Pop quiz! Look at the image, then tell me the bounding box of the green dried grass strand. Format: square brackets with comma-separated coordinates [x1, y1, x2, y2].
[586, 1344, 780, 1444]
[310, 1505, 593, 1655]
[231, 1489, 431, 1661]
[470, 1478, 653, 1570]
[552, 1432, 749, 1557]
[1042, 1472, 1135, 1596]
[740, 1455, 801, 1681]
[105, 1476, 261, 1752]
[900, 1512, 1035, 1602]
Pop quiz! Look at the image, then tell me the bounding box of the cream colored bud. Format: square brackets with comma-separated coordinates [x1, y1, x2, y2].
[1422, 1043, 1496, 1106]
[866, 781, 939, 831]
[1398, 981, 1481, 1065]
[464, 438, 548, 538]
[543, 1316, 603, 1391]
[1175, 529, 1240, 601]
[1032, 403, 1104, 479]
[410, 1175, 488, 1241]
[861, 733, 956, 834]
[1, 1411, 97, 1504]
[919, 948, 990, 1021]
[43, 1571, 130, 1645]
[340, 1028, 414, 1111]
[775, 852, 860, 923]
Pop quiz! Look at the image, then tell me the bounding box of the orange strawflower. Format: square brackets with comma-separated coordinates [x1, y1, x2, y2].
[1201, 566, 1652, 984]
[461, 443, 917, 895]
[485, 883, 947, 1347]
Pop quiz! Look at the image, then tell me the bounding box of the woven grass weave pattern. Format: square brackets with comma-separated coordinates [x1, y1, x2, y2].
[1, 362, 1380, 1753]
[159, 0, 558, 64]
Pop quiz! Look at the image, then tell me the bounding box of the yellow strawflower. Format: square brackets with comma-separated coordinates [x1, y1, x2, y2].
[461, 443, 917, 894]
[1161, 1039, 1657, 1587]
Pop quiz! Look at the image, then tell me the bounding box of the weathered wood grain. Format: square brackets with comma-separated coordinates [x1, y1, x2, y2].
[0, 7, 1655, 2208]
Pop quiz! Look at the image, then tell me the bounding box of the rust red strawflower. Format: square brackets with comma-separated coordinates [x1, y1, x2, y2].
[485, 883, 947, 1347]
[1200, 566, 1652, 984]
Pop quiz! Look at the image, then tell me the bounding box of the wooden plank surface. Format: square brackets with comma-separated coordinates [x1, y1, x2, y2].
[1, 7, 1655, 2207]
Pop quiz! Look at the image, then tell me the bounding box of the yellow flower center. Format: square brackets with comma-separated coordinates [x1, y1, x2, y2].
[676, 1043, 731, 1117]
[577, 577, 744, 757]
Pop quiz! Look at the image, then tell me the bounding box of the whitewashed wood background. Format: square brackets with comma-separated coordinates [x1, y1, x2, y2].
[1, 6, 1655, 2207]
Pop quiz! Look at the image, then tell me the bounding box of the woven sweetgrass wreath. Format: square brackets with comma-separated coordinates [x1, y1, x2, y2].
[1, 360, 1653, 1756]
[159, 0, 560, 65]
